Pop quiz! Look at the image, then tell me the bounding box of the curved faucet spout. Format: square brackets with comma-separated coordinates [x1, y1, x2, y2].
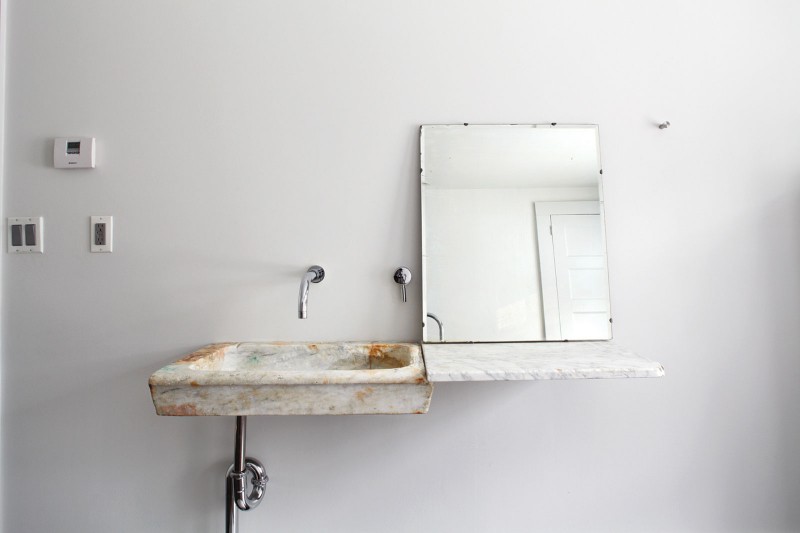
[298, 265, 325, 319]
[426, 313, 444, 342]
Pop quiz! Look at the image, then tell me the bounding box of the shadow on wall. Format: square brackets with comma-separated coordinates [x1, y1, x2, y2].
[751, 185, 800, 527]
[3, 360, 232, 531]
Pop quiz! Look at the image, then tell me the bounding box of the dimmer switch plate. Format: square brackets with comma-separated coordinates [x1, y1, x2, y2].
[8, 217, 43, 253]
[54, 137, 95, 168]
[90, 216, 113, 253]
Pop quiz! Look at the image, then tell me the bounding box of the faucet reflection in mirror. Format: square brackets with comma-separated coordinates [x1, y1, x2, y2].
[421, 124, 611, 343]
[426, 313, 444, 341]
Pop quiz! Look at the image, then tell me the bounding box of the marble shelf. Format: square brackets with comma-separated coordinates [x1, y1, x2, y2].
[421, 340, 664, 382]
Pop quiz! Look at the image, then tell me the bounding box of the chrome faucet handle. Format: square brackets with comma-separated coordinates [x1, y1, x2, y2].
[307, 265, 325, 283]
[393, 267, 412, 302]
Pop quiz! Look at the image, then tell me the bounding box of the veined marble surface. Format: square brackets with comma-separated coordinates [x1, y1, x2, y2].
[149, 342, 432, 416]
[422, 341, 664, 382]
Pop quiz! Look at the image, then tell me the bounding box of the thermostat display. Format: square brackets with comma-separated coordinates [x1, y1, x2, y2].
[54, 137, 95, 168]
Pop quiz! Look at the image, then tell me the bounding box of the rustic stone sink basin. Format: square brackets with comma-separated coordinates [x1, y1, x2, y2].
[149, 342, 432, 416]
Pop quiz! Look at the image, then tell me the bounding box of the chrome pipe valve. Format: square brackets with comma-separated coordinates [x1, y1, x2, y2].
[393, 267, 412, 302]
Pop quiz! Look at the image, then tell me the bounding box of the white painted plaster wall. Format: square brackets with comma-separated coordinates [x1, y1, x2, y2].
[0, 0, 6, 524]
[3, 1, 800, 532]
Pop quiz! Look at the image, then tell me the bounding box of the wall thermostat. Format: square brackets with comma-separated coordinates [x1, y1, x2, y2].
[54, 137, 95, 168]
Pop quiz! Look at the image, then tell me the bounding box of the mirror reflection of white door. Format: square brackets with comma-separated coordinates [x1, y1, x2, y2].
[536, 201, 611, 340]
[551, 214, 611, 339]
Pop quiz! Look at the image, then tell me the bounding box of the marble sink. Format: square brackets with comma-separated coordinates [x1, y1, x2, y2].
[148, 342, 433, 416]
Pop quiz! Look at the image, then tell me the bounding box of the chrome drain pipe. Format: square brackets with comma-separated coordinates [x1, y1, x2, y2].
[226, 416, 268, 533]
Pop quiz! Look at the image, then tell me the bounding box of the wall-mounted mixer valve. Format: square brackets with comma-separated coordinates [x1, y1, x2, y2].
[394, 267, 412, 302]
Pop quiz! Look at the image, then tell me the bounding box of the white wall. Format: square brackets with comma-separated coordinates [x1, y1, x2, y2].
[0, 0, 6, 525]
[3, 1, 800, 532]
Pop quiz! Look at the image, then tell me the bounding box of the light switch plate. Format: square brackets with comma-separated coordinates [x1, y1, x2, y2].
[90, 216, 113, 252]
[8, 217, 43, 253]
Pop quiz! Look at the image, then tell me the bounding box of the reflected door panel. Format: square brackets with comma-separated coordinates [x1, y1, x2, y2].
[551, 214, 611, 340]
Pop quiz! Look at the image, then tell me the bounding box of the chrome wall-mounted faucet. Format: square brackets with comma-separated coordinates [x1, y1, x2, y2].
[393, 267, 412, 302]
[298, 265, 325, 319]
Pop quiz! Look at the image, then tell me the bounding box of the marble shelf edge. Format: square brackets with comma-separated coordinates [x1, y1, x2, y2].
[421, 340, 664, 382]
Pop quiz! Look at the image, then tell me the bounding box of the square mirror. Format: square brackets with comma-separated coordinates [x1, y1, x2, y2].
[421, 124, 612, 343]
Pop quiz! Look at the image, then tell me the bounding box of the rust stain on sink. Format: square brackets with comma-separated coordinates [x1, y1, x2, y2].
[160, 403, 200, 416]
[368, 343, 389, 358]
[355, 387, 375, 402]
[367, 343, 405, 369]
[177, 343, 233, 366]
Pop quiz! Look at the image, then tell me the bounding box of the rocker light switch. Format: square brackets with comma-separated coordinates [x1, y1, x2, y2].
[24, 224, 37, 246]
[90, 216, 113, 252]
[10, 224, 22, 246]
[8, 217, 43, 253]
